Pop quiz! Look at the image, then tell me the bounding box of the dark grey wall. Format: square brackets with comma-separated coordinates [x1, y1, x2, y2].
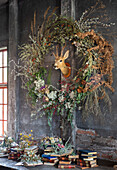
[75, 0, 117, 138]
[0, 3, 8, 47]
[18, 0, 61, 44]
[18, 0, 61, 138]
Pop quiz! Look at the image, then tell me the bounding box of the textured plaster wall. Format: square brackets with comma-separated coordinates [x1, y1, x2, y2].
[0, 3, 8, 47]
[0, 0, 117, 161]
[18, 0, 61, 138]
[75, 0, 117, 138]
[75, 0, 117, 161]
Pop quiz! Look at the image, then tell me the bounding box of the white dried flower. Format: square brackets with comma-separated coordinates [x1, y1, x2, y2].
[65, 102, 71, 109]
[69, 91, 74, 99]
[34, 78, 45, 90]
[59, 95, 64, 102]
[47, 91, 57, 100]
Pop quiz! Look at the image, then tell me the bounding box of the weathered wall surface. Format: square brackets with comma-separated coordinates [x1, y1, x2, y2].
[76, 127, 117, 161]
[18, 0, 61, 138]
[0, 0, 117, 161]
[0, 3, 8, 47]
[75, 0, 117, 161]
[75, 0, 117, 138]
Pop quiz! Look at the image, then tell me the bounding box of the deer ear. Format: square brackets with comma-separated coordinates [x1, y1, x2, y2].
[63, 50, 69, 60]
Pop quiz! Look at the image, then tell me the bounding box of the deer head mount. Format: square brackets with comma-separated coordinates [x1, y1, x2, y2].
[53, 45, 71, 77]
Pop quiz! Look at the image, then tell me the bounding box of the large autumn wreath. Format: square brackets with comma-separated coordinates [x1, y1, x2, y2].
[17, 6, 115, 126]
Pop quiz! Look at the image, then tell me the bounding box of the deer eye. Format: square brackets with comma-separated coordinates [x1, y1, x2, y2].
[60, 60, 62, 62]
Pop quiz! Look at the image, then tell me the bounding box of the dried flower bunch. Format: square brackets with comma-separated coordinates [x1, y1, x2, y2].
[19, 130, 34, 149]
[15, 2, 115, 126]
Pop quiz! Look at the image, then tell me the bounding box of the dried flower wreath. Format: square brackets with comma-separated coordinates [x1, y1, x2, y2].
[13, 5, 115, 126]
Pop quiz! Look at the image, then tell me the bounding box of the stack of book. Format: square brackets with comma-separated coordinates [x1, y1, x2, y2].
[77, 149, 98, 169]
[57, 155, 79, 169]
[8, 147, 23, 160]
[42, 154, 58, 166]
[24, 145, 38, 154]
[44, 145, 54, 154]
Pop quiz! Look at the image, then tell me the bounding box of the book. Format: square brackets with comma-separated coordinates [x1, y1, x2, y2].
[24, 145, 38, 151]
[77, 164, 98, 169]
[24, 145, 38, 154]
[79, 149, 97, 155]
[77, 159, 96, 165]
[77, 166, 89, 169]
[58, 164, 76, 169]
[42, 154, 57, 160]
[90, 163, 97, 167]
[23, 160, 43, 166]
[44, 146, 54, 152]
[42, 158, 58, 163]
[79, 155, 97, 159]
[59, 156, 69, 161]
[43, 162, 55, 166]
[79, 153, 97, 158]
[59, 160, 71, 165]
[15, 162, 23, 166]
[68, 155, 79, 159]
[77, 162, 97, 168]
[69, 158, 77, 163]
[81, 157, 94, 161]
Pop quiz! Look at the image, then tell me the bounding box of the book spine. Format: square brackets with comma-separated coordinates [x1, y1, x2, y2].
[59, 157, 69, 161]
[42, 158, 55, 163]
[77, 161, 97, 167]
[58, 165, 76, 168]
[59, 161, 71, 165]
[77, 159, 96, 164]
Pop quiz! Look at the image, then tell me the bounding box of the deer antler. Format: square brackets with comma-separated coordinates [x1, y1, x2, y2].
[53, 45, 59, 59]
[60, 44, 66, 57]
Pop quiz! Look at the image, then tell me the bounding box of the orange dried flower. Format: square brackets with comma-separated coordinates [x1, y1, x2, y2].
[81, 80, 86, 85]
[76, 78, 80, 83]
[77, 88, 82, 93]
[77, 86, 83, 93]
[71, 85, 75, 90]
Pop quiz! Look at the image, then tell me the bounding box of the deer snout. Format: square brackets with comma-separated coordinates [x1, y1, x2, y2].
[54, 61, 60, 69]
[54, 64, 59, 70]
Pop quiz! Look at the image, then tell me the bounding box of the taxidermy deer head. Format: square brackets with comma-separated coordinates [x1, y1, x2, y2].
[53, 45, 70, 76]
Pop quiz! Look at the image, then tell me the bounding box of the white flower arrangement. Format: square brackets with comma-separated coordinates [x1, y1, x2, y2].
[69, 91, 74, 99]
[58, 95, 65, 102]
[65, 102, 71, 109]
[47, 91, 57, 100]
[34, 78, 45, 91]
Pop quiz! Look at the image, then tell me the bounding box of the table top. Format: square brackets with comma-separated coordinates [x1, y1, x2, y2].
[0, 157, 114, 170]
